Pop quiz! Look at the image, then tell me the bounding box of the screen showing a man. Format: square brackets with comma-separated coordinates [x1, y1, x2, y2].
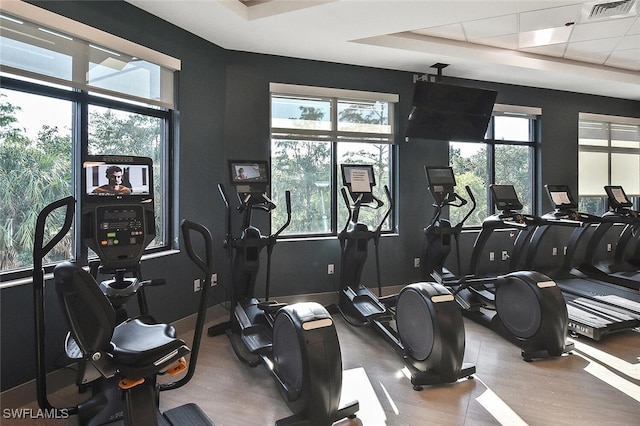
[92, 165, 131, 195]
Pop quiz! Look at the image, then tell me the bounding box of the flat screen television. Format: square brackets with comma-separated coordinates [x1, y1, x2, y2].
[83, 155, 153, 203]
[406, 81, 497, 142]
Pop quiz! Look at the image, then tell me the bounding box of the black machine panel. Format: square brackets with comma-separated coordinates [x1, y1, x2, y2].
[228, 159, 269, 195]
[491, 184, 523, 212]
[82, 155, 155, 270]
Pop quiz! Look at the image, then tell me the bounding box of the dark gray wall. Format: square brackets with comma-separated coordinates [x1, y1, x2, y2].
[2, 0, 639, 392]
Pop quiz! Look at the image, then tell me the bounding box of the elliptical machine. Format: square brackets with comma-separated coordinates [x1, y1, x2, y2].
[422, 166, 573, 361]
[207, 160, 358, 426]
[33, 155, 214, 425]
[337, 163, 474, 390]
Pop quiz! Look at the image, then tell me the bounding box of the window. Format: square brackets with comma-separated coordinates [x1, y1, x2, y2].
[0, 3, 179, 280]
[449, 105, 540, 226]
[270, 84, 398, 236]
[578, 114, 640, 215]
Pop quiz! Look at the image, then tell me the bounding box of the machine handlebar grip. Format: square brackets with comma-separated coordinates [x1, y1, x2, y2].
[180, 219, 214, 277]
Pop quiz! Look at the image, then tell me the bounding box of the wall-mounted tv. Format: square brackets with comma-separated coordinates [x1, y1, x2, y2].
[406, 81, 497, 142]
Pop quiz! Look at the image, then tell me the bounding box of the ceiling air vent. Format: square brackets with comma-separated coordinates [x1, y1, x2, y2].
[588, 0, 636, 19]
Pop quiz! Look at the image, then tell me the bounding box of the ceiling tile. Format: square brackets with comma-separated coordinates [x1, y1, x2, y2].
[462, 14, 518, 40]
[520, 43, 567, 58]
[608, 47, 640, 61]
[564, 50, 609, 64]
[570, 17, 636, 42]
[605, 51, 640, 70]
[566, 37, 622, 55]
[473, 34, 519, 50]
[519, 4, 582, 32]
[519, 26, 572, 49]
[615, 33, 640, 50]
[628, 17, 640, 35]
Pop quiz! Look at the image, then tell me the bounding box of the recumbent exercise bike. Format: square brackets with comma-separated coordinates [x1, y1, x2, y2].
[33, 155, 214, 425]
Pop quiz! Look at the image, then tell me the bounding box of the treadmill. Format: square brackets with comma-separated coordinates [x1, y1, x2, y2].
[576, 185, 640, 291]
[521, 185, 640, 340]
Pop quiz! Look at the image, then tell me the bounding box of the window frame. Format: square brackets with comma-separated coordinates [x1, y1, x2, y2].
[449, 105, 541, 228]
[270, 84, 398, 238]
[0, 4, 178, 284]
[578, 113, 640, 215]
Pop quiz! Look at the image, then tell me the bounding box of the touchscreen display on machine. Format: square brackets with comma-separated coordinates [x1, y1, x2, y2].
[228, 160, 269, 193]
[84, 160, 151, 198]
[491, 185, 523, 211]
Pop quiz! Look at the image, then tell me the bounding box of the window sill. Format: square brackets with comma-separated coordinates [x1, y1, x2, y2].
[0, 249, 181, 290]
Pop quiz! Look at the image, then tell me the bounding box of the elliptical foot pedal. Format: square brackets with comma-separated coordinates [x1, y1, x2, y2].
[241, 324, 273, 354]
[163, 403, 215, 426]
[343, 286, 386, 319]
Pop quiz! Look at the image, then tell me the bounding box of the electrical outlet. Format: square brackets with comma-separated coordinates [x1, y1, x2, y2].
[607, 243, 612, 252]
[414, 257, 420, 268]
[564, 246, 567, 255]
[552, 247, 558, 256]
[501, 251, 509, 261]
[489, 252, 495, 261]
[193, 278, 201, 292]
[328, 264, 334, 275]
[211, 273, 217, 287]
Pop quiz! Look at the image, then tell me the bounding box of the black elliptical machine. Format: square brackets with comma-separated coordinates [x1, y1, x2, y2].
[33, 155, 214, 425]
[207, 160, 358, 426]
[422, 166, 573, 361]
[337, 164, 474, 390]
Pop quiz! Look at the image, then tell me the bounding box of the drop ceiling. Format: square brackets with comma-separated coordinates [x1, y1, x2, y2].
[125, 0, 640, 101]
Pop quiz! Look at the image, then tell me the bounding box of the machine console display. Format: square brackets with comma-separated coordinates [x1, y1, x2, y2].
[425, 166, 457, 204]
[491, 185, 523, 212]
[604, 185, 633, 209]
[341, 164, 375, 194]
[82, 155, 156, 271]
[545, 185, 578, 210]
[228, 160, 269, 195]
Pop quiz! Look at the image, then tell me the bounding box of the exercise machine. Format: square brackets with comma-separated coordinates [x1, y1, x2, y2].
[33, 155, 214, 425]
[576, 185, 640, 290]
[206, 160, 358, 425]
[517, 184, 640, 340]
[337, 163, 474, 390]
[422, 167, 573, 360]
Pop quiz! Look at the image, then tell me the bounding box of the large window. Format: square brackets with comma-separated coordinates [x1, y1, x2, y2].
[270, 84, 397, 236]
[578, 114, 640, 215]
[449, 105, 540, 226]
[0, 3, 179, 280]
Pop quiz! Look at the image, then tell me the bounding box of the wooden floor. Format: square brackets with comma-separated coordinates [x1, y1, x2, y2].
[4, 305, 640, 425]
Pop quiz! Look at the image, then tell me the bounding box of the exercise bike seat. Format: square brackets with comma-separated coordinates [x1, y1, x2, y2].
[54, 261, 191, 380]
[111, 320, 190, 378]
